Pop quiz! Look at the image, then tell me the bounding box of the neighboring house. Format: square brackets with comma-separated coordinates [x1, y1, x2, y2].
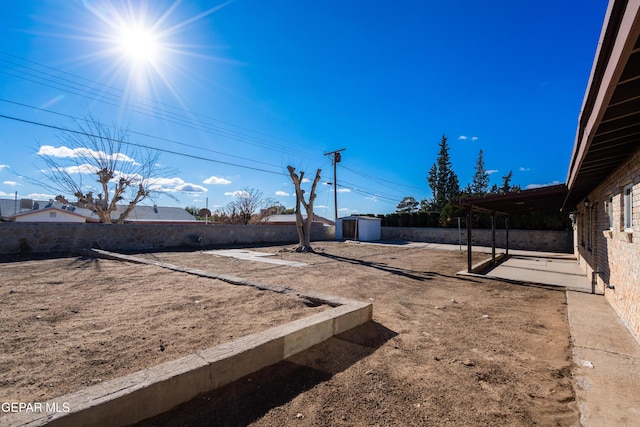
[112, 205, 197, 224]
[0, 198, 40, 218]
[563, 0, 640, 343]
[0, 198, 95, 222]
[0, 198, 196, 224]
[6, 207, 97, 223]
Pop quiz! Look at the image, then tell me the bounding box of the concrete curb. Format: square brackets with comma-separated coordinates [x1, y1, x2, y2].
[1, 251, 372, 427]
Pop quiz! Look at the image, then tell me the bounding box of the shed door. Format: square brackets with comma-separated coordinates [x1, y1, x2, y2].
[342, 219, 358, 239]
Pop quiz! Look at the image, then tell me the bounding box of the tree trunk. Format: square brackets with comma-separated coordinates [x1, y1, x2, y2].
[287, 166, 321, 252]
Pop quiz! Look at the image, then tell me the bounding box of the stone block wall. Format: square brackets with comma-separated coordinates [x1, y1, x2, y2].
[0, 223, 334, 255]
[381, 227, 572, 252]
[575, 147, 640, 344]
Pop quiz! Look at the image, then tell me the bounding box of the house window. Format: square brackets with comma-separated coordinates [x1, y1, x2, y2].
[49, 211, 57, 218]
[624, 184, 633, 231]
[607, 195, 613, 229]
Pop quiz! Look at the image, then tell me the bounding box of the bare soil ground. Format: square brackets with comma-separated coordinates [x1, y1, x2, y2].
[0, 256, 327, 404]
[1, 242, 579, 426]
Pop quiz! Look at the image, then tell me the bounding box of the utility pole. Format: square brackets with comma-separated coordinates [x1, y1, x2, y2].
[324, 148, 346, 220]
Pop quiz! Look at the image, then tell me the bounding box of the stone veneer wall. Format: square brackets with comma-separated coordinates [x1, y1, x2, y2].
[381, 227, 572, 253]
[574, 147, 640, 344]
[0, 222, 573, 255]
[0, 223, 334, 255]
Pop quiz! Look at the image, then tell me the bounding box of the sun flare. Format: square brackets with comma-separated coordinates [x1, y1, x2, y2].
[79, 0, 232, 100]
[117, 25, 159, 63]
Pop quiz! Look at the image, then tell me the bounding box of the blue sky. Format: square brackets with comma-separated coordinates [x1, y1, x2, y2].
[0, 0, 608, 217]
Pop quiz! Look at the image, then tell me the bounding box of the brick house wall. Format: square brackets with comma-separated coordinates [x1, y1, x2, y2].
[575, 146, 640, 343]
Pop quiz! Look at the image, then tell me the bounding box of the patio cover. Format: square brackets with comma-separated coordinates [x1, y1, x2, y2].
[454, 184, 568, 215]
[453, 184, 569, 273]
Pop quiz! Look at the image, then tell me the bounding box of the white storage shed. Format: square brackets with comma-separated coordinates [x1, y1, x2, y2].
[336, 216, 381, 241]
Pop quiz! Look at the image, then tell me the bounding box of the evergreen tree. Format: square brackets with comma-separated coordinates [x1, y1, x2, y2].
[501, 170, 521, 193]
[427, 135, 460, 211]
[396, 196, 419, 213]
[490, 170, 521, 194]
[471, 149, 489, 195]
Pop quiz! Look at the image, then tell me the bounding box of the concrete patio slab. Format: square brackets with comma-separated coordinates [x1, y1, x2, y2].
[204, 249, 308, 267]
[487, 255, 594, 293]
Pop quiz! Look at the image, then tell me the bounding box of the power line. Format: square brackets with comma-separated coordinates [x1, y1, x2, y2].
[0, 113, 286, 176]
[0, 52, 326, 162]
[337, 181, 405, 204]
[338, 163, 427, 192]
[0, 98, 284, 170]
[0, 50, 304, 145]
[0, 51, 430, 204]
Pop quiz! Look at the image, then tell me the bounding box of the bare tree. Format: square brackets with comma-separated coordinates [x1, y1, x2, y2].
[37, 114, 162, 224]
[229, 187, 263, 224]
[287, 165, 321, 252]
[215, 187, 276, 225]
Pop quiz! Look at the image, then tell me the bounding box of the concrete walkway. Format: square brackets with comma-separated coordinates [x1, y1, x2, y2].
[567, 292, 640, 426]
[466, 248, 640, 426]
[366, 241, 640, 426]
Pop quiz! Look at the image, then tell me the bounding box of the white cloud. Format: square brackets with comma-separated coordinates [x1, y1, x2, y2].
[336, 188, 351, 193]
[275, 190, 289, 197]
[38, 145, 136, 163]
[203, 176, 231, 185]
[519, 167, 532, 172]
[176, 183, 207, 193]
[459, 136, 478, 142]
[486, 169, 499, 175]
[338, 207, 350, 212]
[315, 205, 329, 209]
[224, 190, 250, 198]
[0, 164, 9, 171]
[148, 177, 207, 193]
[3, 181, 18, 186]
[365, 196, 379, 202]
[0, 191, 11, 196]
[525, 180, 561, 190]
[62, 164, 100, 175]
[301, 177, 311, 183]
[26, 193, 57, 200]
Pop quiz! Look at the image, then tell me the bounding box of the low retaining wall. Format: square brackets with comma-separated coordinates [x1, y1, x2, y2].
[0, 223, 335, 255]
[1, 250, 372, 427]
[381, 227, 573, 253]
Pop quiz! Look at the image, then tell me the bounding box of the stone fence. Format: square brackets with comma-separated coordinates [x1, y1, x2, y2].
[0, 223, 572, 255]
[0, 223, 335, 255]
[381, 227, 573, 253]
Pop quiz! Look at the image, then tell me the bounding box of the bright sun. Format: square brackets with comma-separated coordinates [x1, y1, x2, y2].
[117, 26, 159, 63]
[81, 0, 231, 98]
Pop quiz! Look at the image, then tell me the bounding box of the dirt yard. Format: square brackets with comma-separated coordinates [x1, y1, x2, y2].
[1, 241, 578, 426]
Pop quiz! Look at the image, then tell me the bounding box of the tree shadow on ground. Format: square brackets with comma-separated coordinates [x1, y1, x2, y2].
[314, 251, 483, 284]
[314, 251, 435, 281]
[134, 321, 397, 427]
